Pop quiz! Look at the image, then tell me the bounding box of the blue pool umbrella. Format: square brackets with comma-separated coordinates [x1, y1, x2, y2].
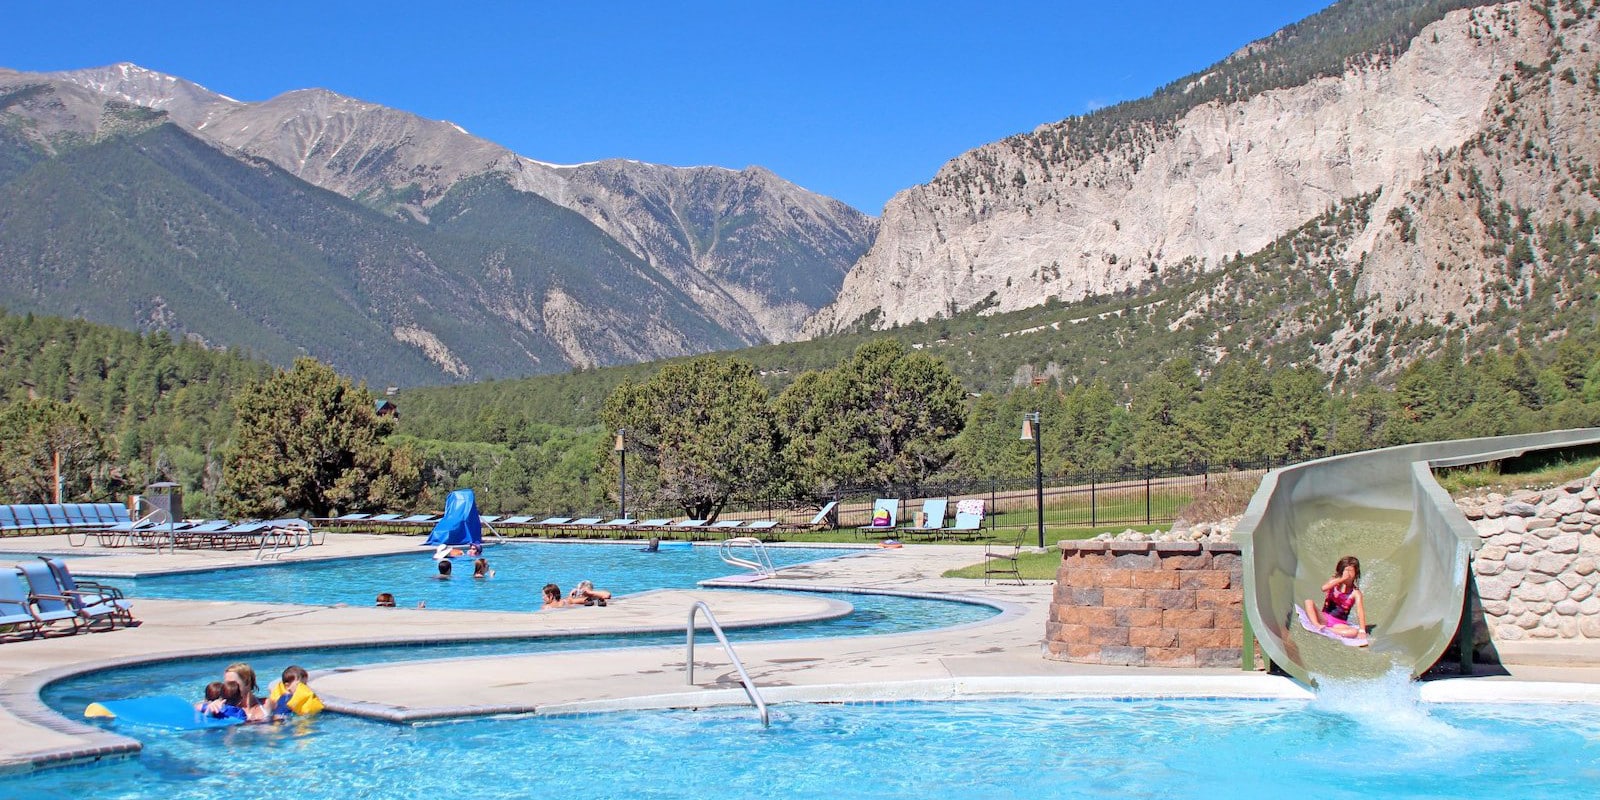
[424, 490, 483, 547]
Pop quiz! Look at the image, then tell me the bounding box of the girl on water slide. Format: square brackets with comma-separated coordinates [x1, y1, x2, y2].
[1303, 555, 1368, 644]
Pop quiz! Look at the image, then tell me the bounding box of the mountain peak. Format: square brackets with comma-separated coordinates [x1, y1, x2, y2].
[49, 63, 239, 127]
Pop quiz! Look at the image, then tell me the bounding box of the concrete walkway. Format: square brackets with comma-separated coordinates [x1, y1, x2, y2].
[2, 533, 1599, 774]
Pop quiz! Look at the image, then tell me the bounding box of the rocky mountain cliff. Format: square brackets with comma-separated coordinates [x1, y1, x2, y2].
[41, 64, 876, 342]
[805, 0, 1599, 378]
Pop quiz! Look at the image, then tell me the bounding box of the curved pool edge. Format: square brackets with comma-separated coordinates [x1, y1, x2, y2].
[0, 588, 855, 775]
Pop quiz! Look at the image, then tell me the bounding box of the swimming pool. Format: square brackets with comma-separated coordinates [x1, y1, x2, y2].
[14, 680, 1599, 799]
[116, 542, 856, 611]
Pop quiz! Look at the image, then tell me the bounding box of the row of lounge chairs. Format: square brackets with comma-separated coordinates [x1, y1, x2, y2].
[0, 503, 132, 533]
[68, 516, 321, 554]
[318, 503, 844, 538]
[856, 498, 987, 540]
[0, 557, 136, 641]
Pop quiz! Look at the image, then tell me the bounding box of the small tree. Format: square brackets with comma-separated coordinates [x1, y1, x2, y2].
[222, 358, 420, 518]
[0, 399, 110, 502]
[599, 356, 780, 520]
[776, 339, 966, 494]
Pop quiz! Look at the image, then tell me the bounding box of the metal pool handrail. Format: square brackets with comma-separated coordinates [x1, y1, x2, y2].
[686, 600, 769, 727]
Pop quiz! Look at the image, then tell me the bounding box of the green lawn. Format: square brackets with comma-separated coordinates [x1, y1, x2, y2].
[987, 489, 1193, 530]
[1436, 454, 1600, 496]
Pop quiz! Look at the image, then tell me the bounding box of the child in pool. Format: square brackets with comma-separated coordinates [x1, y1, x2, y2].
[196, 681, 246, 720]
[1303, 555, 1368, 644]
[267, 665, 324, 717]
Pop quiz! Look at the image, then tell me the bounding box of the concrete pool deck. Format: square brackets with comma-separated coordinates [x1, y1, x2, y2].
[2, 532, 1600, 773]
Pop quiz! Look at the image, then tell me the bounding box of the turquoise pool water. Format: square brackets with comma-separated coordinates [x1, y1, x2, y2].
[12, 690, 1599, 799]
[117, 542, 855, 610]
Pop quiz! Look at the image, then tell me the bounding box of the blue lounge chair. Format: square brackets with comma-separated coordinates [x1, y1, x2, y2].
[368, 513, 405, 523]
[334, 512, 374, 521]
[42, 505, 72, 529]
[500, 515, 536, 525]
[62, 505, 88, 527]
[857, 499, 900, 537]
[396, 514, 439, 524]
[535, 517, 572, 526]
[901, 498, 949, 539]
[12, 505, 41, 530]
[104, 503, 132, 524]
[567, 517, 604, 526]
[0, 568, 47, 639]
[18, 561, 127, 633]
[635, 518, 674, 529]
[673, 519, 710, 529]
[0, 506, 18, 530]
[38, 557, 134, 627]
[948, 511, 984, 537]
[710, 520, 745, 531]
[744, 520, 779, 532]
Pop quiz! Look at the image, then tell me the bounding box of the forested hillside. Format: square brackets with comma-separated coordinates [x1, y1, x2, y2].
[0, 311, 272, 512]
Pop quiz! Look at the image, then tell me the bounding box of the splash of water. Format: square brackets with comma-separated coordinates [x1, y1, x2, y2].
[1309, 664, 1490, 759]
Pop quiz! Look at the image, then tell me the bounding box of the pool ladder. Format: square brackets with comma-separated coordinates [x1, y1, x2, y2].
[686, 600, 769, 727]
[717, 536, 775, 577]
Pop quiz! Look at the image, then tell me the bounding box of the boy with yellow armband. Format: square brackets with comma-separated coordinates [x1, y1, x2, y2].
[267, 665, 325, 717]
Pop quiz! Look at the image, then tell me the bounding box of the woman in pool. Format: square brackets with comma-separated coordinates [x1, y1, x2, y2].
[473, 558, 494, 578]
[1303, 555, 1368, 643]
[205, 662, 269, 722]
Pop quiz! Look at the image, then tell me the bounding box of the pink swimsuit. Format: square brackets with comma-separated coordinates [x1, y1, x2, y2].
[1323, 584, 1355, 621]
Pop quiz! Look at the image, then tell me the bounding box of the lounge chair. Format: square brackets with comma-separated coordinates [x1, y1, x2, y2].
[744, 520, 779, 533]
[18, 560, 132, 632]
[856, 498, 900, 537]
[0, 568, 48, 640]
[0, 506, 18, 530]
[38, 557, 136, 626]
[710, 520, 745, 531]
[534, 517, 573, 527]
[901, 498, 949, 540]
[947, 510, 984, 538]
[673, 519, 710, 529]
[334, 512, 374, 522]
[368, 513, 405, 523]
[634, 518, 674, 529]
[395, 514, 439, 525]
[499, 515, 536, 525]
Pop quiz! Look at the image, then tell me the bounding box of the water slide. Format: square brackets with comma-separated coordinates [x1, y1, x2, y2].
[1235, 429, 1600, 685]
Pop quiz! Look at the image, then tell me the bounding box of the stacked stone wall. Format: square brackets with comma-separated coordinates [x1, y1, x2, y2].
[1461, 475, 1600, 642]
[1044, 541, 1243, 668]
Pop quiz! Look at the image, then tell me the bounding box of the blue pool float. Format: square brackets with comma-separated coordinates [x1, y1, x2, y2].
[84, 695, 246, 730]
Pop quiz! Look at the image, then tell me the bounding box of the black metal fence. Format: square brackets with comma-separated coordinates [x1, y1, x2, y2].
[711, 456, 1283, 533]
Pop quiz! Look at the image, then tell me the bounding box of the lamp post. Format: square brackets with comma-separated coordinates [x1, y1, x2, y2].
[614, 428, 627, 520]
[1020, 412, 1044, 548]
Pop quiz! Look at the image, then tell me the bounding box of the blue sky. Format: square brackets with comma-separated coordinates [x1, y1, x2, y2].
[3, 1, 1331, 213]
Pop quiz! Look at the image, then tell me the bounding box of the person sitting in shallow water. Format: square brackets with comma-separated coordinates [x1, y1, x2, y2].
[375, 592, 397, 607]
[473, 558, 494, 579]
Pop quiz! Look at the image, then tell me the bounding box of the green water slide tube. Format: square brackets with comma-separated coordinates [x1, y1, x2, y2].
[1236, 428, 1600, 686]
